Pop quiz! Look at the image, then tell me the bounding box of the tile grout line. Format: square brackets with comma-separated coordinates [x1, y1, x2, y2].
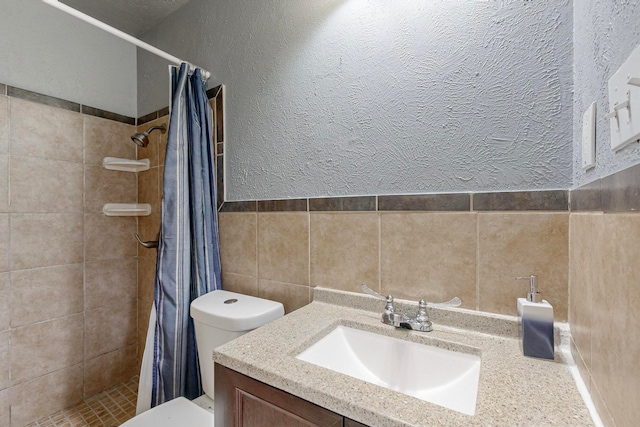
[476, 213, 480, 311]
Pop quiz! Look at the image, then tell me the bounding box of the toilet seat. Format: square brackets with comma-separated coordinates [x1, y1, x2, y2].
[120, 397, 214, 426]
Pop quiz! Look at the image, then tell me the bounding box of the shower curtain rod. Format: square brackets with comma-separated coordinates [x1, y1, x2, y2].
[41, 0, 211, 80]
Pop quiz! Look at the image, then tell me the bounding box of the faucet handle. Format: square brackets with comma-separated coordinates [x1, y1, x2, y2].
[361, 284, 395, 314]
[425, 297, 461, 308]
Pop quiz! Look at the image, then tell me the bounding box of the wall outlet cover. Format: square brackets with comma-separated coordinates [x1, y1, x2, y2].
[582, 102, 596, 170]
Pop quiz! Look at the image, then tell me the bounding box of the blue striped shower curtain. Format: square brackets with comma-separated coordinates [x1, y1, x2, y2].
[151, 63, 222, 406]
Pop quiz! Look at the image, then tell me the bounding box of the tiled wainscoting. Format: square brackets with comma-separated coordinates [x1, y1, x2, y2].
[217, 192, 571, 321]
[569, 167, 640, 427]
[0, 85, 139, 426]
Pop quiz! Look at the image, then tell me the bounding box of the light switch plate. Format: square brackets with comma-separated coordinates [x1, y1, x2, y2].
[607, 44, 640, 152]
[582, 102, 596, 170]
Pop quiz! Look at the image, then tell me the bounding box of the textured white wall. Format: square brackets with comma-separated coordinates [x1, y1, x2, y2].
[0, 0, 137, 117]
[573, 1, 640, 188]
[139, 0, 573, 199]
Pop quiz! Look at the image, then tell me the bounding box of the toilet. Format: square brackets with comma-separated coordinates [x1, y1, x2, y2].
[121, 290, 285, 426]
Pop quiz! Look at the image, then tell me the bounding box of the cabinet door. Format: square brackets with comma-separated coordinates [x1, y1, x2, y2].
[215, 363, 343, 427]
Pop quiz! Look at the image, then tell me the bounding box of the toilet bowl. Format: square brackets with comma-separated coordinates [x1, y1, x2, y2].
[121, 290, 284, 426]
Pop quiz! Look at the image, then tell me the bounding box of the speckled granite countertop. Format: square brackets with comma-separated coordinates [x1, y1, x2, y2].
[213, 288, 594, 426]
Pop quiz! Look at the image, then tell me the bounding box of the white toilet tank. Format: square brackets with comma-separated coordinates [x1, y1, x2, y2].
[190, 290, 284, 398]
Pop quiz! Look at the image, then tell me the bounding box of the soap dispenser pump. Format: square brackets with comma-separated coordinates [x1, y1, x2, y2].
[515, 275, 554, 360]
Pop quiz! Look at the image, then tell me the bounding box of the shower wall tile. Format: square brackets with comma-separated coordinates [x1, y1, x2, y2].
[10, 363, 83, 427]
[219, 213, 257, 277]
[222, 272, 258, 296]
[380, 213, 477, 309]
[478, 213, 569, 320]
[85, 258, 137, 310]
[310, 213, 378, 293]
[85, 214, 137, 262]
[84, 165, 137, 213]
[10, 264, 83, 327]
[85, 299, 136, 359]
[0, 330, 8, 390]
[138, 299, 152, 368]
[138, 167, 160, 213]
[138, 213, 161, 246]
[10, 314, 84, 385]
[258, 279, 310, 314]
[0, 389, 7, 427]
[0, 273, 8, 330]
[138, 254, 156, 303]
[7, 87, 80, 113]
[137, 116, 168, 168]
[10, 98, 83, 163]
[84, 344, 137, 397]
[0, 155, 8, 212]
[10, 155, 84, 213]
[156, 116, 169, 168]
[10, 213, 83, 270]
[0, 215, 7, 273]
[84, 115, 135, 166]
[80, 105, 135, 126]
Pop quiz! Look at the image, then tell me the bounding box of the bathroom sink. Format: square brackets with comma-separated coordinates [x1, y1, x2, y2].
[296, 326, 481, 416]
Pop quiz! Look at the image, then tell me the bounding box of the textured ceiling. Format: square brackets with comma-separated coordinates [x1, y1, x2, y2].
[60, 0, 189, 36]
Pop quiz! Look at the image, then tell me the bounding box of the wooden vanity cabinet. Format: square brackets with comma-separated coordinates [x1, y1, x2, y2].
[215, 363, 369, 427]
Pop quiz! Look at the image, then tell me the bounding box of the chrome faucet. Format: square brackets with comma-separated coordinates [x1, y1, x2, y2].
[361, 284, 461, 332]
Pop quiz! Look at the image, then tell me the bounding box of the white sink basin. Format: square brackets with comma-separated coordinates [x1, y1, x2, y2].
[296, 326, 481, 416]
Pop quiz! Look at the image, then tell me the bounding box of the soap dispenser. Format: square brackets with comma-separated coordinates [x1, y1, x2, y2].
[515, 275, 554, 360]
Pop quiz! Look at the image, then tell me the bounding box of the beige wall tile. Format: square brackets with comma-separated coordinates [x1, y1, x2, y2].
[0, 155, 7, 212]
[10, 314, 84, 384]
[10, 264, 83, 327]
[0, 389, 8, 427]
[0, 215, 6, 273]
[590, 381, 616, 427]
[138, 212, 161, 251]
[85, 214, 137, 262]
[10, 364, 83, 427]
[570, 338, 591, 393]
[138, 299, 152, 369]
[84, 345, 137, 397]
[478, 213, 569, 320]
[138, 167, 161, 214]
[85, 299, 137, 359]
[10, 213, 83, 270]
[569, 213, 599, 373]
[84, 165, 137, 213]
[155, 116, 169, 168]
[380, 213, 477, 309]
[137, 117, 167, 168]
[10, 98, 83, 162]
[0, 96, 8, 145]
[0, 331, 8, 390]
[84, 115, 135, 165]
[258, 279, 310, 314]
[219, 212, 257, 277]
[310, 213, 378, 293]
[222, 272, 258, 296]
[10, 155, 84, 213]
[0, 273, 7, 331]
[258, 213, 309, 286]
[85, 258, 137, 310]
[591, 214, 640, 427]
[138, 255, 156, 303]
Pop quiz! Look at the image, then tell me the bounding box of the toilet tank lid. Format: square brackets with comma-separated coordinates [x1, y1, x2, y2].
[190, 290, 285, 331]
